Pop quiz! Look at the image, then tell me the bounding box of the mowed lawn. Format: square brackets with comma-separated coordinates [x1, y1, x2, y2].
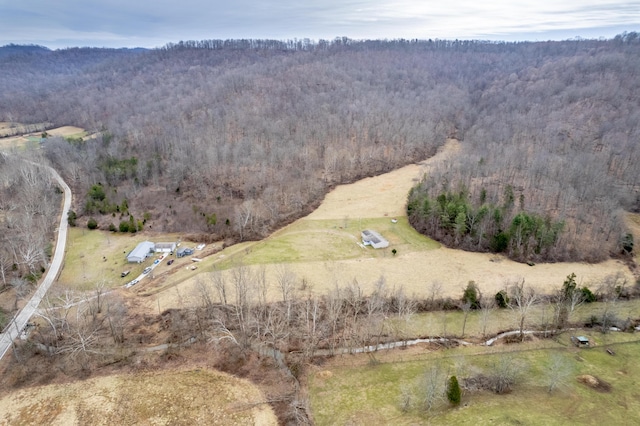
[309, 334, 640, 425]
[217, 217, 439, 268]
[58, 228, 182, 291]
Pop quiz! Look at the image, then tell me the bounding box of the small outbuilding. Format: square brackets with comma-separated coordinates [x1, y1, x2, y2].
[155, 242, 177, 253]
[361, 230, 389, 249]
[571, 335, 590, 347]
[127, 241, 155, 263]
[177, 247, 194, 258]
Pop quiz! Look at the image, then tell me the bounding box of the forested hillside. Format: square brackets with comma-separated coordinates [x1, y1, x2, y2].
[1, 34, 639, 262]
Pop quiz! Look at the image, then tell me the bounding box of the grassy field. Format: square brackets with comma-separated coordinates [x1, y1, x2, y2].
[58, 228, 184, 291]
[0, 368, 277, 425]
[0, 125, 86, 150]
[217, 217, 439, 268]
[390, 299, 640, 342]
[309, 333, 640, 425]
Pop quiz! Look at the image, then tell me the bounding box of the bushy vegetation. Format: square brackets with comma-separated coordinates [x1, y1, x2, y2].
[446, 375, 461, 406]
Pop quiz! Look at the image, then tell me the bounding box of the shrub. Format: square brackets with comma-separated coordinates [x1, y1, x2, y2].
[88, 184, 106, 201]
[108, 222, 117, 232]
[87, 218, 98, 230]
[621, 233, 634, 254]
[462, 281, 481, 309]
[581, 286, 596, 303]
[495, 290, 509, 308]
[119, 221, 130, 233]
[447, 375, 461, 406]
[67, 210, 77, 227]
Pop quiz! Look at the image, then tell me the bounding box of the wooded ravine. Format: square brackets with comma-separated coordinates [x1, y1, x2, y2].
[1, 34, 639, 266]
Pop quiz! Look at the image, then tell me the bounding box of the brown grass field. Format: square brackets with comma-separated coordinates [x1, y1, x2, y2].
[0, 368, 277, 425]
[0, 124, 85, 150]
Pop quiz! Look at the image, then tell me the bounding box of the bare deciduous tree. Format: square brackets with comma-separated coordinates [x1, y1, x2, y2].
[509, 279, 540, 341]
[546, 353, 573, 393]
[479, 297, 495, 338]
[416, 364, 446, 412]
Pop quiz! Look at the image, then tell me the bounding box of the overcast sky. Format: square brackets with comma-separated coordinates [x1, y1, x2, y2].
[1, 1, 639, 49]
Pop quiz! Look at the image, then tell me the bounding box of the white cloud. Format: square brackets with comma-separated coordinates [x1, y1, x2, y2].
[0, 0, 638, 48]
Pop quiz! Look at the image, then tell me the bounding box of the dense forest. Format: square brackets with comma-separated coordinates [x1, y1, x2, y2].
[1, 34, 639, 265]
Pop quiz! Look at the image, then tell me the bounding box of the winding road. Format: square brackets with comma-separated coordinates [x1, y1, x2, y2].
[0, 160, 72, 360]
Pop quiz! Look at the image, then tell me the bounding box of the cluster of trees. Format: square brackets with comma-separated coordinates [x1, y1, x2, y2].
[25, 284, 127, 370]
[408, 187, 566, 262]
[1, 35, 639, 259]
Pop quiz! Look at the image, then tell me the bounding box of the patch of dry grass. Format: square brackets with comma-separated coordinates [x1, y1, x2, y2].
[0, 125, 86, 150]
[0, 368, 277, 425]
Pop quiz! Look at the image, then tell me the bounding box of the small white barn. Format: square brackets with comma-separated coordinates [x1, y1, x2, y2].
[361, 230, 389, 249]
[127, 241, 155, 263]
[155, 242, 177, 253]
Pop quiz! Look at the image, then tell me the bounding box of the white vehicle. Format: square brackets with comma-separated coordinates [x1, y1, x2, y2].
[196, 243, 205, 250]
[125, 279, 139, 288]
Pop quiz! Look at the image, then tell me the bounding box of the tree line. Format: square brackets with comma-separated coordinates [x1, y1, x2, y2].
[0, 153, 61, 311]
[10, 266, 636, 421]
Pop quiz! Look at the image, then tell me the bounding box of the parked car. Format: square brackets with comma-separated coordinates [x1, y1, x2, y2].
[143, 267, 152, 274]
[153, 259, 160, 265]
[121, 270, 130, 278]
[167, 259, 174, 265]
[125, 279, 139, 288]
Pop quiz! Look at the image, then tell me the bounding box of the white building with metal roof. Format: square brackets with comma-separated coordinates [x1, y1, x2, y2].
[361, 230, 389, 249]
[127, 241, 155, 263]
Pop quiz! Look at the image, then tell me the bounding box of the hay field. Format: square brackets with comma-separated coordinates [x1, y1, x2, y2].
[0, 368, 276, 425]
[44, 126, 85, 138]
[0, 125, 85, 150]
[151, 139, 633, 310]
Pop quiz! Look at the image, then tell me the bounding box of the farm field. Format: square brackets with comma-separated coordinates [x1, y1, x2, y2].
[0, 124, 85, 150]
[309, 334, 640, 425]
[149, 140, 634, 311]
[0, 368, 276, 425]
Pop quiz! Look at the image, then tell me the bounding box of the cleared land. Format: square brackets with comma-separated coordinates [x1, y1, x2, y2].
[309, 334, 640, 425]
[150, 139, 634, 311]
[0, 368, 276, 425]
[58, 228, 201, 291]
[0, 124, 85, 150]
